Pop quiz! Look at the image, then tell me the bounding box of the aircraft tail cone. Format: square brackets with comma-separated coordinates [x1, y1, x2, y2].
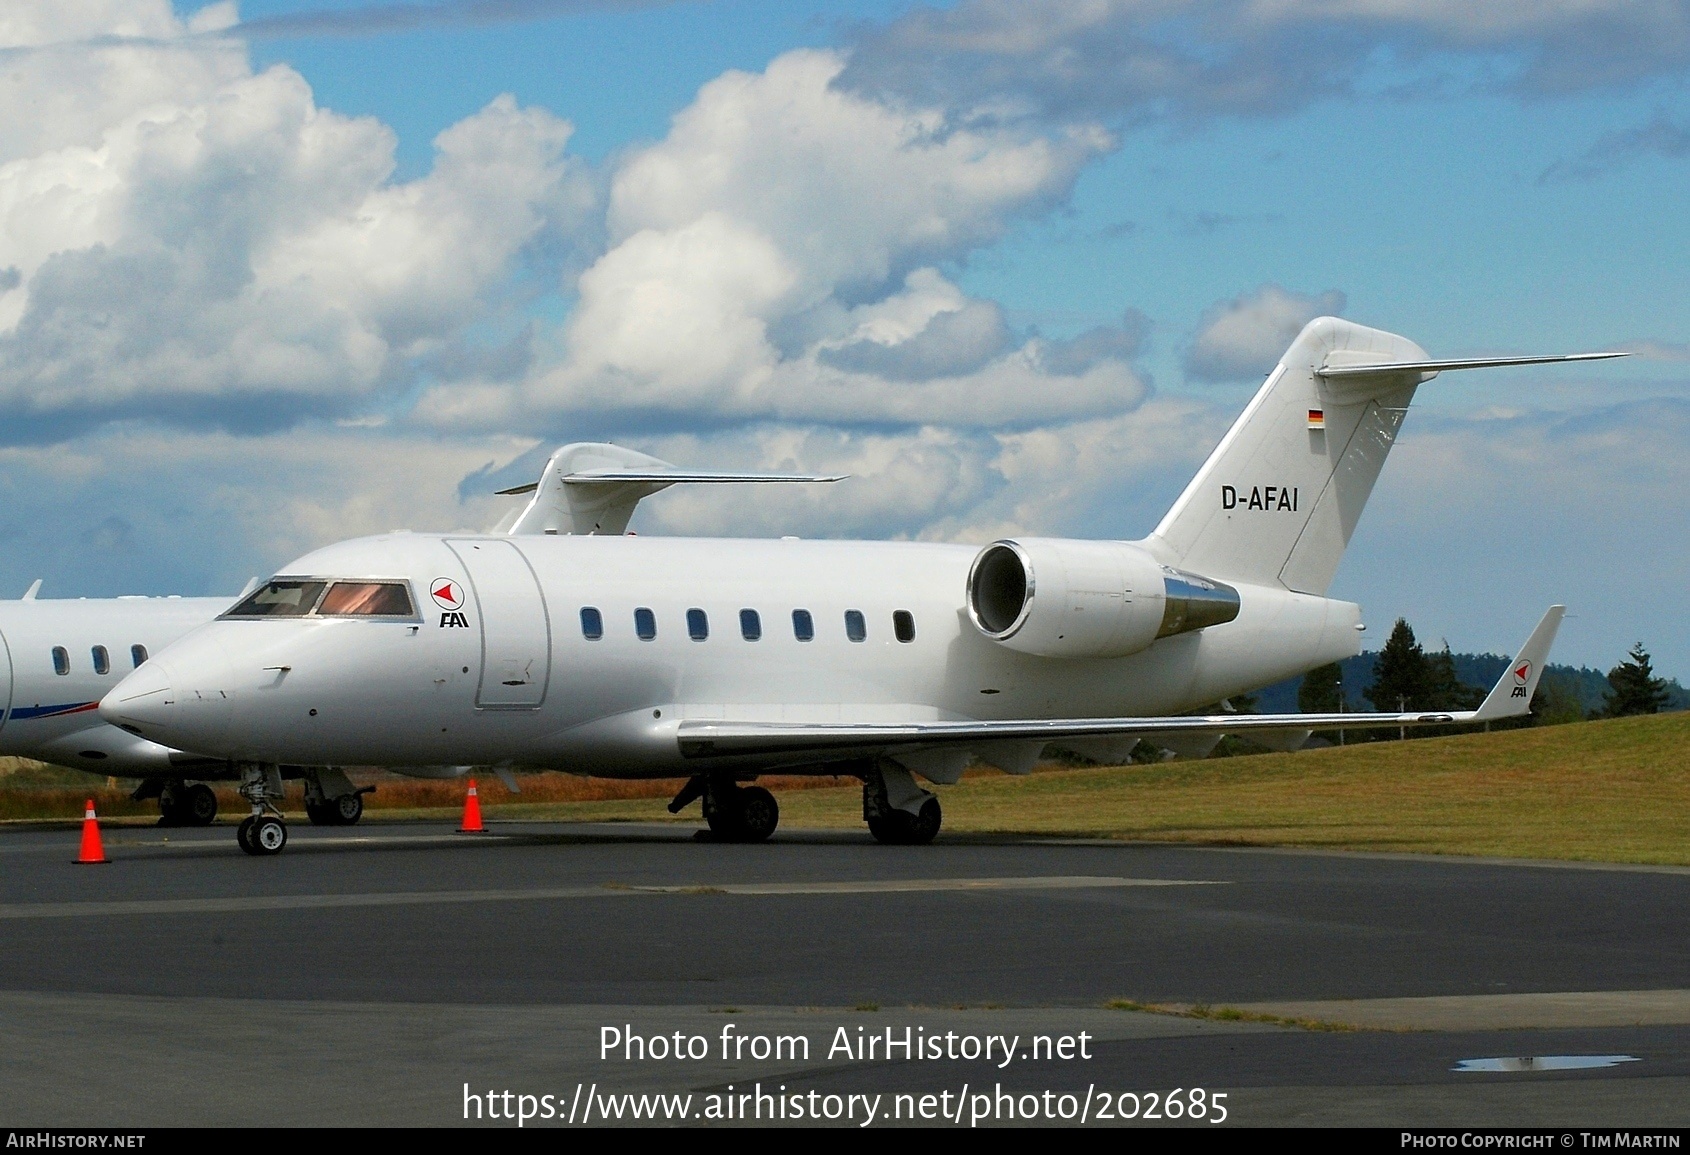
[75, 799, 109, 864]
[457, 779, 485, 834]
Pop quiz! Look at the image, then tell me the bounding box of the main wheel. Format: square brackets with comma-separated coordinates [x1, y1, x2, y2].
[906, 796, 941, 845]
[736, 786, 778, 842]
[333, 793, 363, 825]
[304, 800, 332, 826]
[157, 785, 183, 827]
[705, 789, 742, 840]
[866, 813, 898, 844]
[236, 815, 256, 853]
[867, 797, 941, 845]
[248, 816, 287, 856]
[184, 784, 218, 826]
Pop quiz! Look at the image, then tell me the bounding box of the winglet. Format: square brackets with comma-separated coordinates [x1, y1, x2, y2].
[1472, 606, 1565, 722]
[21, 579, 40, 601]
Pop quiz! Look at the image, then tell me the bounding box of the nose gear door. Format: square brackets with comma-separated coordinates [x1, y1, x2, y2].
[445, 539, 552, 709]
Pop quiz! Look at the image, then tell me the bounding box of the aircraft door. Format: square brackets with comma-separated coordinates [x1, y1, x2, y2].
[0, 627, 11, 735]
[445, 539, 552, 709]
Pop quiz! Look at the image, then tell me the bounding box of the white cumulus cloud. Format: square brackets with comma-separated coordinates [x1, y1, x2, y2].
[0, 6, 590, 429]
[1184, 283, 1346, 383]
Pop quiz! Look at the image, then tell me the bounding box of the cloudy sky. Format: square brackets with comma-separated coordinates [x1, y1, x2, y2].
[2, 0, 1687, 677]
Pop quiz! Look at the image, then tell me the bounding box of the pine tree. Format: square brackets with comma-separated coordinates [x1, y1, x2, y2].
[1366, 618, 1428, 718]
[1423, 643, 1485, 711]
[1603, 643, 1670, 717]
[1530, 672, 1586, 726]
[1298, 662, 1343, 713]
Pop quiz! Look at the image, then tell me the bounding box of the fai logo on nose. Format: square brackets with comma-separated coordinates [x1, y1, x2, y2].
[430, 579, 465, 611]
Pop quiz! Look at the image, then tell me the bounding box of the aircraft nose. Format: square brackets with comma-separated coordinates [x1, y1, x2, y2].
[99, 660, 173, 732]
[100, 655, 233, 752]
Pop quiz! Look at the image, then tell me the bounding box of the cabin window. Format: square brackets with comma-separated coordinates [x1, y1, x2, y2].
[580, 607, 603, 640]
[224, 579, 327, 618]
[792, 609, 814, 642]
[634, 607, 657, 640]
[130, 644, 148, 668]
[687, 608, 709, 641]
[740, 609, 761, 641]
[893, 610, 916, 643]
[316, 581, 414, 617]
[51, 646, 68, 676]
[845, 610, 867, 642]
[91, 646, 110, 675]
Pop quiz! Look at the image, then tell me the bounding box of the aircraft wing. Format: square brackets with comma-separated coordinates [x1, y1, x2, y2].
[677, 606, 1564, 761]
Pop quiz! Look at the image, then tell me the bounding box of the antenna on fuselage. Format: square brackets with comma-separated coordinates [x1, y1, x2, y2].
[21, 579, 40, 601]
[492, 442, 845, 536]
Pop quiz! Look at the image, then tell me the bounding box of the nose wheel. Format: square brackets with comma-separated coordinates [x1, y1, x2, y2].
[237, 814, 288, 856]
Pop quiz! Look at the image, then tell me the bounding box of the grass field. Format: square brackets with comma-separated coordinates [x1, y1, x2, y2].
[4, 713, 1687, 864]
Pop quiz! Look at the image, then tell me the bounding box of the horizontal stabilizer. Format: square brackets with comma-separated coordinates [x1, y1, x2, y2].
[497, 442, 844, 533]
[497, 469, 844, 495]
[1317, 352, 1624, 379]
[674, 606, 1566, 765]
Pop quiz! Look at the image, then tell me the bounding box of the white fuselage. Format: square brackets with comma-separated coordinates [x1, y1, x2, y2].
[0, 597, 229, 775]
[104, 533, 1363, 776]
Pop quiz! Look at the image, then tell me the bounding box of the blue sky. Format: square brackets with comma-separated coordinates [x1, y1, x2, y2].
[1, 0, 1687, 680]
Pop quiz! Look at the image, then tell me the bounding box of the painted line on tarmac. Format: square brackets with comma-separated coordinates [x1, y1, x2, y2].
[622, 875, 1221, 895]
[0, 875, 1219, 920]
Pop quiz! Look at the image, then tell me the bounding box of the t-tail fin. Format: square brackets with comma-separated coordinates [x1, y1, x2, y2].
[1145, 319, 1623, 593]
[1146, 316, 1426, 594]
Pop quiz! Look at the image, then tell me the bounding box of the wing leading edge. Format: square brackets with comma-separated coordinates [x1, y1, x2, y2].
[676, 606, 1565, 762]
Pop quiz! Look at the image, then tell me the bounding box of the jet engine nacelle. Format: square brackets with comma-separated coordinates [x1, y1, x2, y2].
[965, 538, 1241, 659]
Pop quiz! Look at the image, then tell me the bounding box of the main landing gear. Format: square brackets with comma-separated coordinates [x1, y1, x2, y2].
[863, 761, 941, 845]
[154, 780, 219, 827]
[302, 768, 372, 827]
[668, 774, 780, 842]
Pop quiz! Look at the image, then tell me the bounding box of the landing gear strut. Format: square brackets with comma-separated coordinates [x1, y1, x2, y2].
[236, 763, 287, 856]
[863, 761, 941, 845]
[670, 774, 779, 842]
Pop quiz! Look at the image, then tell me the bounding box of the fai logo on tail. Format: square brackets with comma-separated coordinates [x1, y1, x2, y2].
[1510, 659, 1532, 698]
[430, 579, 464, 611]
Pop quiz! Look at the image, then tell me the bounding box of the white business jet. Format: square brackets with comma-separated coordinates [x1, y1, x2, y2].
[100, 318, 1615, 855]
[0, 444, 832, 827]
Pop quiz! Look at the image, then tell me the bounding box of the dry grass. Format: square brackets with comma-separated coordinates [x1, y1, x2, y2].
[505, 712, 1690, 865]
[4, 713, 1688, 864]
[1106, 999, 1368, 1032]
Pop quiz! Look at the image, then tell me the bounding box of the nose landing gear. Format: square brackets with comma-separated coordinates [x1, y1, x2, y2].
[236, 763, 288, 857]
[236, 814, 288, 855]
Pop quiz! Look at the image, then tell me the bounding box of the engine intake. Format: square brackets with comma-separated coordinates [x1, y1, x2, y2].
[966, 538, 1239, 659]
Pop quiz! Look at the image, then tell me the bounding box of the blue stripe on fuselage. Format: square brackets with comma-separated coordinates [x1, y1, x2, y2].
[8, 701, 100, 720]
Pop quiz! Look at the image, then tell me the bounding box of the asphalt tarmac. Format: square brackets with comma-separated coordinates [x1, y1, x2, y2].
[2, 818, 1687, 1128]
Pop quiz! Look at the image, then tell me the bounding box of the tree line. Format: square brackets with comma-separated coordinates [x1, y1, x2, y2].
[1295, 618, 1673, 739]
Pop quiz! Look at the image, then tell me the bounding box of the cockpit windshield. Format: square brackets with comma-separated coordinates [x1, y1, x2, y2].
[223, 578, 416, 619]
[317, 581, 414, 617]
[225, 579, 327, 618]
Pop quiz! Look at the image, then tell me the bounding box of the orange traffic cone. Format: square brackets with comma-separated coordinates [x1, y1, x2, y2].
[457, 778, 485, 834]
[75, 799, 108, 865]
